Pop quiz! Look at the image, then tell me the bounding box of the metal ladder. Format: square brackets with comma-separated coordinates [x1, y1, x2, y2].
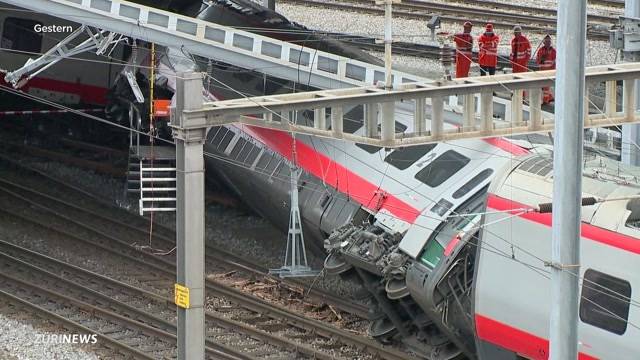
[138, 159, 176, 216]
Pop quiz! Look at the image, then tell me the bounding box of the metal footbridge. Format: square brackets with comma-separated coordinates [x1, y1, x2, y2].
[1, 0, 427, 89]
[2, 0, 556, 134]
[198, 63, 640, 147]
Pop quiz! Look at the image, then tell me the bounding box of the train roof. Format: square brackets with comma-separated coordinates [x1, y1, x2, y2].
[491, 153, 640, 239]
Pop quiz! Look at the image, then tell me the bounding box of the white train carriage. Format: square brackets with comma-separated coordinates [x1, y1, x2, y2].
[475, 154, 640, 360]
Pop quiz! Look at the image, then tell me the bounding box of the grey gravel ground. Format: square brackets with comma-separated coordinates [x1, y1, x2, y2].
[275, 1, 619, 77]
[0, 313, 98, 360]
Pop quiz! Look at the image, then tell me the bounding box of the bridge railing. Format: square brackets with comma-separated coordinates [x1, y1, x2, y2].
[192, 63, 640, 148]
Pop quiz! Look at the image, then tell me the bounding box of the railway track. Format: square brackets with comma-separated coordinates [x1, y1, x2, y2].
[284, 0, 613, 40]
[590, 0, 624, 8]
[0, 259, 242, 359]
[0, 241, 330, 360]
[0, 150, 367, 318]
[439, 0, 620, 18]
[0, 156, 367, 318]
[0, 159, 414, 359]
[0, 290, 154, 359]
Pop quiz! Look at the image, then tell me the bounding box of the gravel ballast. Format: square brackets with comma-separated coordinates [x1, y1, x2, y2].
[0, 313, 98, 360]
[275, 2, 619, 77]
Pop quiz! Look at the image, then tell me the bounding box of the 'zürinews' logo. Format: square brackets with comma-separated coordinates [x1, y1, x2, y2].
[35, 333, 98, 344]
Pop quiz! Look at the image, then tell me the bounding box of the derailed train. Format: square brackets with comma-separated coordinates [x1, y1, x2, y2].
[1, 1, 639, 359]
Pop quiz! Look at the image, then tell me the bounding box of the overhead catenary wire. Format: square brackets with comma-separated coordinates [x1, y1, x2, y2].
[1, 2, 640, 324]
[3, 78, 639, 325]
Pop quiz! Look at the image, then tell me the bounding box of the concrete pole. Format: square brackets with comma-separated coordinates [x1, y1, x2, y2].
[384, 0, 392, 90]
[622, 0, 640, 165]
[380, 0, 395, 142]
[263, 0, 275, 10]
[173, 72, 206, 360]
[549, 2, 587, 360]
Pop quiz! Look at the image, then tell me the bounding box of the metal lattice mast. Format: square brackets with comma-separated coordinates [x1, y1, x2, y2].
[270, 115, 319, 278]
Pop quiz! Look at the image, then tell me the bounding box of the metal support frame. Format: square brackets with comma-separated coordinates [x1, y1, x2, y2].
[269, 166, 320, 278]
[1, 0, 430, 91]
[172, 72, 207, 360]
[195, 63, 640, 148]
[3, 25, 125, 88]
[549, 2, 587, 359]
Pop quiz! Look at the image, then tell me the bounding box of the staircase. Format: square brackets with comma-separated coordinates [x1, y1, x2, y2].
[126, 145, 177, 216]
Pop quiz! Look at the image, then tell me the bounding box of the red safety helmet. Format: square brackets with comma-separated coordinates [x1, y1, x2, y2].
[463, 21, 473, 28]
[485, 23, 494, 32]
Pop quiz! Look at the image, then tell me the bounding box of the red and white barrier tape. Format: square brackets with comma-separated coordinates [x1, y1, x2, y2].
[0, 108, 103, 116]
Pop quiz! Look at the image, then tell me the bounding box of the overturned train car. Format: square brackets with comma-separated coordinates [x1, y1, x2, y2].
[1, 1, 639, 359]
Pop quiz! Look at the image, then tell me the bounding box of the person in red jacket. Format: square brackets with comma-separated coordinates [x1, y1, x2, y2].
[453, 21, 474, 78]
[510, 25, 531, 73]
[478, 23, 499, 76]
[536, 35, 557, 103]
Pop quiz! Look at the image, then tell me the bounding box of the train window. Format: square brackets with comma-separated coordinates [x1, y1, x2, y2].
[452, 169, 494, 199]
[209, 127, 225, 144]
[218, 130, 235, 152]
[229, 138, 247, 160]
[625, 198, 640, 230]
[244, 146, 261, 166]
[415, 150, 470, 188]
[1, 18, 43, 53]
[317, 56, 338, 74]
[233, 34, 254, 51]
[579, 269, 631, 335]
[238, 141, 255, 163]
[255, 152, 274, 172]
[384, 144, 437, 170]
[343, 118, 363, 134]
[289, 49, 310, 67]
[418, 239, 444, 269]
[374, 71, 394, 85]
[265, 158, 280, 177]
[431, 198, 453, 217]
[345, 64, 366, 81]
[261, 42, 282, 58]
[356, 144, 382, 154]
[205, 27, 226, 43]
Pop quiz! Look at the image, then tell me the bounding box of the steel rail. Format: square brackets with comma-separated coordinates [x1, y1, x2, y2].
[0, 170, 368, 319]
[418, 0, 621, 22]
[0, 290, 154, 359]
[283, 0, 611, 40]
[0, 244, 320, 360]
[0, 186, 414, 360]
[0, 272, 239, 360]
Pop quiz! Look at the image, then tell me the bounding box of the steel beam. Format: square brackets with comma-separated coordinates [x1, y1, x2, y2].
[198, 63, 640, 121]
[0, 0, 426, 90]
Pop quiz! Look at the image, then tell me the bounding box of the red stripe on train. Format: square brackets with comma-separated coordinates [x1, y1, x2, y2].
[242, 125, 422, 223]
[483, 137, 530, 156]
[475, 314, 598, 360]
[241, 125, 530, 223]
[0, 76, 108, 105]
[487, 194, 640, 254]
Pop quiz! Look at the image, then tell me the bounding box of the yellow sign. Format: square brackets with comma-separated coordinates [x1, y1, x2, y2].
[174, 283, 190, 309]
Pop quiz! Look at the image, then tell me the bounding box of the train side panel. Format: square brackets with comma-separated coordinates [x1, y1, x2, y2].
[475, 195, 640, 360]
